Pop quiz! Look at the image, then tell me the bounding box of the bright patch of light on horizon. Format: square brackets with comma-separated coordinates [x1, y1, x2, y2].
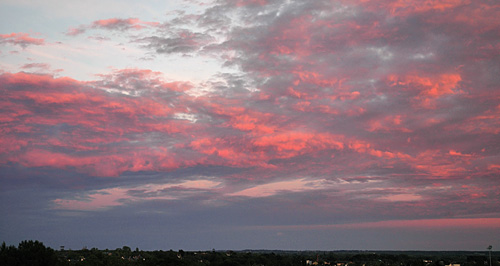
[379, 193, 423, 202]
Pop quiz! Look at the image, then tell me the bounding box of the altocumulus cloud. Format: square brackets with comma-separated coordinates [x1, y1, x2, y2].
[1, 0, 499, 251]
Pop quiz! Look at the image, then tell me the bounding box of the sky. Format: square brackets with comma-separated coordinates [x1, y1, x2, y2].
[0, 0, 499, 251]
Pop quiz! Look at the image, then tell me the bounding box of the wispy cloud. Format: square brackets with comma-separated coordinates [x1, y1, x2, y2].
[0, 32, 44, 48]
[53, 179, 221, 210]
[66, 17, 160, 36]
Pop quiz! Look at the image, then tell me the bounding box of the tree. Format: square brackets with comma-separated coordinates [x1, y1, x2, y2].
[19, 240, 62, 266]
[0, 242, 19, 266]
[0, 240, 64, 266]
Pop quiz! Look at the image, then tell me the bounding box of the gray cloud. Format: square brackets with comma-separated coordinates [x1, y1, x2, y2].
[137, 31, 215, 55]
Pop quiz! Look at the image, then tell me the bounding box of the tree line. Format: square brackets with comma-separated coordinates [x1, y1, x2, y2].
[1, 240, 498, 266]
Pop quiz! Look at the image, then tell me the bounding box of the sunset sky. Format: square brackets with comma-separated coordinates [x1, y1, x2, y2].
[1, 0, 499, 251]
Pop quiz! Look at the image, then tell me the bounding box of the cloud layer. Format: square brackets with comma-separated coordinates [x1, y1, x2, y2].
[1, 0, 499, 250]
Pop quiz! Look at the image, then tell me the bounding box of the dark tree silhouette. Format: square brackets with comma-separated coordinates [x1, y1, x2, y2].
[0, 240, 62, 266]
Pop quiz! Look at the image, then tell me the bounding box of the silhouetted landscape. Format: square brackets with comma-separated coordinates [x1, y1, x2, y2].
[2, 0, 499, 256]
[2, 240, 498, 266]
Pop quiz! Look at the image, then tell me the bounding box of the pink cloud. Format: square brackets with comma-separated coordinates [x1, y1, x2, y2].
[53, 188, 129, 211]
[379, 193, 422, 202]
[228, 178, 326, 198]
[65, 27, 87, 36]
[348, 140, 410, 160]
[388, 0, 470, 15]
[203, 100, 279, 134]
[1, 0, 499, 219]
[367, 115, 412, 133]
[405, 150, 469, 178]
[15, 149, 166, 177]
[386, 73, 462, 108]
[233, 0, 268, 7]
[66, 18, 159, 36]
[252, 132, 344, 158]
[92, 18, 159, 30]
[3, 71, 490, 182]
[20, 63, 51, 70]
[0, 71, 197, 176]
[449, 150, 473, 157]
[453, 104, 500, 134]
[0, 32, 44, 48]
